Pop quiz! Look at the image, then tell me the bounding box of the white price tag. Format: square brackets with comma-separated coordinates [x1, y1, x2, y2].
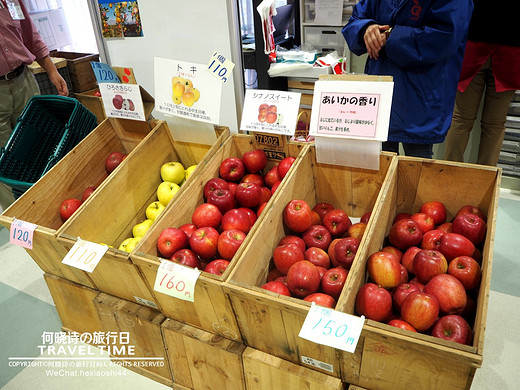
[299, 303, 365, 353]
[10, 218, 37, 249]
[207, 51, 235, 83]
[62, 239, 108, 273]
[154, 260, 201, 302]
[99, 83, 146, 121]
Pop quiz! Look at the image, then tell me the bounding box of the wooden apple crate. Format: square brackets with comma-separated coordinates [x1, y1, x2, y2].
[222, 145, 395, 378]
[44, 273, 103, 336]
[93, 293, 173, 386]
[56, 122, 229, 309]
[335, 156, 501, 390]
[162, 318, 246, 390]
[242, 348, 345, 389]
[0, 118, 157, 289]
[130, 133, 306, 341]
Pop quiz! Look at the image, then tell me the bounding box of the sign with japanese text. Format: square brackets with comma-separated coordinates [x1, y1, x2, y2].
[154, 260, 201, 302]
[309, 79, 393, 141]
[91, 62, 121, 84]
[99, 82, 146, 121]
[154, 57, 221, 124]
[299, 302, 365, 353]
[10, 218, 37, 249]
[240, 89, 301, 136]
[207, 51, 235, 83]
[62, 239, 109, 273]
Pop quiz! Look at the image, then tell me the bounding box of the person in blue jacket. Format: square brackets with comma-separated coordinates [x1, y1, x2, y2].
[342, 0, 473, 158]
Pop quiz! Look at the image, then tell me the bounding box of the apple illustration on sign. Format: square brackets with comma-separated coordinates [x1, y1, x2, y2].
[112, 94, 123, 109]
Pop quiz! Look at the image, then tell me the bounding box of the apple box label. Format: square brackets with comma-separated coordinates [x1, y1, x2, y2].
[134, 296, 158, 309]
[300, 356, 334, 373]
[240, 89, 301, 136]
[62, 239, 108, 273]
[207, 51, 235, 83]
[299, 302, 365, 353]
[10, 218, 37, 249]
[99, 83, 146, 121]
[154, 260, 200, 302]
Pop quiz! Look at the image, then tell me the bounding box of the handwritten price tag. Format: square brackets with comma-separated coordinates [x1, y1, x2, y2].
[207, 51, 235, 83]
[299, 303, 365, 353]
[62, 239, 108, 273]
[90, 62, 121, 84]
[10, 218, 37, 249]
[154, 260, 201, 302]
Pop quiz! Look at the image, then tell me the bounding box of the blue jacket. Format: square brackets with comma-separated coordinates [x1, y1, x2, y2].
[342, 0, 473, 144]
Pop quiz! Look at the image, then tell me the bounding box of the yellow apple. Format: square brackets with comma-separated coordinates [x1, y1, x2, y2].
[184, 79, 194, 89]
[172, 95, 182, 105]
[172, 76, 184, 85]
[157, 181, 180, 206]
[99, 242, 113, 248]
[172, 83, 185, 98]
[182, 90, 195, 107]
[125, 237, 141, 253]
[189, 88, 200, 102]
[118, 237, 133, 251]
[160, 161, 185, 184]
[132, 219, 154, 238]
[185, 164, 197, 180]
[145, 201, 165, 221]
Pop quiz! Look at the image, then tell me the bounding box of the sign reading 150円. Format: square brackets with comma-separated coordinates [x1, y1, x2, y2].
[309, 79, 394, 141]
[154, 57, 222, 125]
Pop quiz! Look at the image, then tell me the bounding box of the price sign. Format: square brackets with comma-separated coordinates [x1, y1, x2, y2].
[90, 62, 121, 84]
[154, 260, 201, 302]
[10, 218, 37, 249]
[207, 51, 235, 83]
[62, 239, 108, 273]
[299, 302, 365, 353]
[99, 83, 146, 121]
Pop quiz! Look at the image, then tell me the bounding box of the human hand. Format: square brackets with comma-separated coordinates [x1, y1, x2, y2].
[364, 24, 390, 60]
[49, 71, 69, 96]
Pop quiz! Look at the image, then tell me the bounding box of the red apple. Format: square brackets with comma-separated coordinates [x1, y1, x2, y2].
[412, 249, 448, 284]
[438, 232, 475, 261]
[381, 246, 403, 263]
[302, 225, 332, 251]
[240, 173, 265, 187]
[393, 212, 412, 225]
[408, 277, 426, 292]
[347, 222, 367, 241]
[189, 227, 220, 259]
[392, 283, 422, 313]
[360, 211, 372, 224]
[399, 264, 409, 284]
[203, 178, 229, 200]
[283, 199, 312, 233]
[179, 223, 197, 239]
[207, 188, 236, 214]
[264, 166, 281, 189]
[388, 218, 423, 250]
[242, 149, 267, 173]
[204, 259, 230, 276]
[261, 281, 291, 296]
[456, 205, 486, 222]
[451, 213, 486, 246]
[60, 198, 82, 222]
[316, 266, 328, 281]
[105, 151, 126, 173]
[303, 293, 336, 308]
[312, 202, 335, 223]
[237, 207, 257, 227]
[322, 209, 352, 237]
[278, 235, 306, 253]
[81, 186, 97, 202]
[221, 209, 251, 233]
[171, 248, 201, 269]
[401, 246, 421, 274]
[273, 243, 304, 275]
[219, 157, 245, 182]
[355, 282, 393, 322]
[387, 319, 417, 332]
[286, 260, 320, 298]
[411, 212, 435, 234]
[367, 250, 402, 288]
[310, 211, 321, 226]
[217, 229, 246, 260]
[421, 229, 445, 251]
[157, 227, 189, 258]
[437, 222, 452, 233]
[327, 238, 341, 266]
[192, 203, 222, 229]
[304, 247, 330, 269]
[259, 187, 271, 205]
[332, 236, 360, 269]
[448, 255, 482, 291]
[271, 181, 281, 195]
[266, 268, 284, 282]
[234, 182, 262, 208]
[277, 156, 296, 179]
[321, 267, 348, 300]
[257, 202, 268, 217]
[425, 274, 467, 315]
[400, 292, 440, 332]
[227, 182, 238, 196]
[420, 200, 447, 226]
[431, 315, 472, 345]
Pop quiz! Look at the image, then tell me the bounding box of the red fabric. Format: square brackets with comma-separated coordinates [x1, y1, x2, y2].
[458, 40, 520, 93]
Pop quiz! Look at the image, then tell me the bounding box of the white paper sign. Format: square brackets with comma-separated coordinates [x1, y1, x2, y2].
[207, 51, 235, 83]
[99, 83, 146, 121]
[10, 218, 37, 249]
[62, 239, 108, 273]
[240, 89, 301, 136]
[309, 79, 394, 141]
[314, 0, 343, 25]
[154, 260, 201, 302]
[154, 57, 222, 125]
[299, 303, 365, 353]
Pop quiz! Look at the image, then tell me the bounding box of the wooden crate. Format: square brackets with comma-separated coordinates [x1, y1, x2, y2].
[223, 145, 395, 377]
[56, 122, 229, 309]
[131, 134, 306, 340]
[50, 51, 100, 93]
[162, 318, 246, 390]
[0, 118, 156, 289]
[94, 293, 172, 386]
[44, 273, 103, 335]
[336, 156, 501, 389]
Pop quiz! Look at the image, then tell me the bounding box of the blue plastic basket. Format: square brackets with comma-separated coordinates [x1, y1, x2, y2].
[0, 95, 97, 196]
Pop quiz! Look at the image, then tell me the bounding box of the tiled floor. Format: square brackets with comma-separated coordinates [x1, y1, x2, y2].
[0, 189, 519, 389]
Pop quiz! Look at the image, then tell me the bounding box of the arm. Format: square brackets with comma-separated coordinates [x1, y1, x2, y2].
[36, 56, 69, 96]
[342, 0, 381, 56]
